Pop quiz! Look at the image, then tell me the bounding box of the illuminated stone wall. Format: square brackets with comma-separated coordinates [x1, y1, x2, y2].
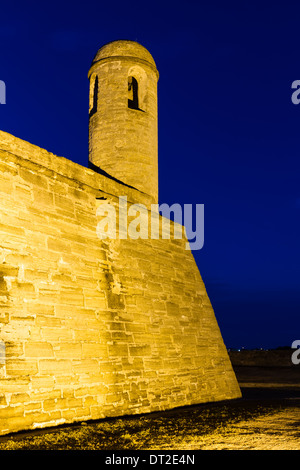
[0, 130, 240, 435]
[0, 40, 241, 436]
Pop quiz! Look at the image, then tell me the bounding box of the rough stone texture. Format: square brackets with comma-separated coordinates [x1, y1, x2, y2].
[0, 40, 241, 436]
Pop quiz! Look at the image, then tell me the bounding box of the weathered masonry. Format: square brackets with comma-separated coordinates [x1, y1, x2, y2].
[0, 40, 241, 436]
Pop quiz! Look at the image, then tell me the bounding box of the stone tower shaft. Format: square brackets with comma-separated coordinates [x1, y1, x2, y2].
[88, 40, 159, 203]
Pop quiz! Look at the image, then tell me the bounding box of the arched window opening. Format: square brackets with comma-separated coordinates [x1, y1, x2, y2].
[89, 75, 98, 117]
[128, 76, 139, 110]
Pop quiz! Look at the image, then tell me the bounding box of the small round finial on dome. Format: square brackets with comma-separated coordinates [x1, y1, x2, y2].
[91, 40, 158, 72]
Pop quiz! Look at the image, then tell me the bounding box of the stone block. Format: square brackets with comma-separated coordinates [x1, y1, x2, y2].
[39, 359, 73, 375]
[25, 342, 54, 358]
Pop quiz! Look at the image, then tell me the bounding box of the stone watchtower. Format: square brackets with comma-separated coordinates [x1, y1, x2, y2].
[0, 39, 241, 437]
[88, 40, 159, 203]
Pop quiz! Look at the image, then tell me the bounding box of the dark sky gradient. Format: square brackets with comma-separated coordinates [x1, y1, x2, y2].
[0, 0, 299, 349]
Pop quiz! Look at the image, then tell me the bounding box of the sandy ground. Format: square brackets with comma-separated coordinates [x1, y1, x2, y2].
[196, 365, 300, 451]
[0, 364, 299, 450]
[151, 403, 300, 450]
[201, 406, 300, 450]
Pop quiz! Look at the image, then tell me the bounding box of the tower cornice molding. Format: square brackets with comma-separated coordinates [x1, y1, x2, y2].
[88, 56, 159, 80]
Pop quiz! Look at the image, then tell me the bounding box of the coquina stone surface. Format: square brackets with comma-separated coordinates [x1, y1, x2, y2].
[0, 40, 241, 436]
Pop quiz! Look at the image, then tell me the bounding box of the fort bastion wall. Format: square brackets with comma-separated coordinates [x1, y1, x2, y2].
[0, 130, 240, 436]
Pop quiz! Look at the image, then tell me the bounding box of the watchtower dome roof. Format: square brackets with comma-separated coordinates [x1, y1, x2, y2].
[91, 40, 157, 69]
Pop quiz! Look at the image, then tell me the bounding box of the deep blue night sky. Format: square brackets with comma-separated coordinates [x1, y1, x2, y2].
[0, 0, 299, 349]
